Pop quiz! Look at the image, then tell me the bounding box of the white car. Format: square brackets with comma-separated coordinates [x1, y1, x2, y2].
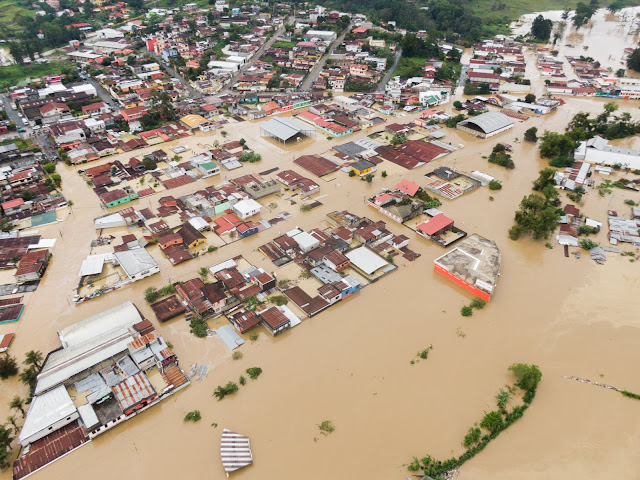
[32, 125, 41, 131]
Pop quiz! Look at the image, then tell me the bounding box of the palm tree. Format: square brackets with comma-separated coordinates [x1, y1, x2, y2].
[24, 350, 43, 370]
[9, 396, 26, 418]
[198, 267, 209, 283]
[0, 425, 14, 469]
[495, 388, 511, 410]
[19, 365, 38, 391]
[6, 416, 19, 435]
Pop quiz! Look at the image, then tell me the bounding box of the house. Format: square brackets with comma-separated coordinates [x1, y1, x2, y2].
[417, 214, 454, 238]
[157, 231, 183, 250]
[39, 102, 70, 122]
[150, 295, 187, 322]
[175, 278, 227, 317]
[253, 271, 276, 291]
[233, 199, 261, 220]
[322, 249, 350, 272]
[395, 179, 421, 196]
[259, 306, 291, 336]
[14, 250, 51, 283]
[237, 222, 259, 238]
[230, 310, 262, 334]
[349, 64, 369, 77]
[113, 248, 160, 281]
[350, 159, 375, 176]
[177, 223, 206, 249]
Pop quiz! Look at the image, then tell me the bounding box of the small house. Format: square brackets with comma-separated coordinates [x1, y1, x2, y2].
[350, 159, 375, 176]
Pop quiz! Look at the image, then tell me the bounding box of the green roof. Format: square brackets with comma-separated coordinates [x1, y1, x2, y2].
[30, 210, 57, 227]
[200, 161, 218, 170]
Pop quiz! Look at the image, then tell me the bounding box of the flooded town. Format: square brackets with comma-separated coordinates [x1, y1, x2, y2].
[0, 2, 640, 480]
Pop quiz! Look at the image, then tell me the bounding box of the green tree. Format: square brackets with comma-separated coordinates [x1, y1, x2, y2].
[539, 131, 576, 158]
[244, 296, 265, 312]
[198, 267, 209, 283]
[19, 366, 38, 392]
[142, 157, 157, 170]
[524, 127, 538, 142]
[51, 173, 62, 186]
[453, 100, 463, 109]
[0, 218, 13, 233]
[480, 410, 504, 434]
[0, 356, 18, 379]
[530, 15, 552, 41]
[509, 363, 542, 391]
[0, 424, 14, 470]
[20, 189, 35, 201]
[144, 286, 160, 303]
[509, 194, 561, 240]
[24, 350, 43, 370]
[9, 396, 26, 417]
[616, 68, 626, 77]
[489, 180, 502, 190]
[43, 163, 56, 174]
[390, 134, 407, 146]
[524, 93, 536, 104]
[149, 89, 176, 121]
[628, 48, 640, 72]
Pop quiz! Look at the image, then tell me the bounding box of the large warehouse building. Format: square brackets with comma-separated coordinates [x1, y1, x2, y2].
[456, 112, 514, 138]
[260, 117, 316, 144]
[433, 233, 501, 301]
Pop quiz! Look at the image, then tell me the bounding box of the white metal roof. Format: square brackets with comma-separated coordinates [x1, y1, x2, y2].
[221, 429, 253, 475]
[78, 253, 112, 277]
[458, 112, 514, 134]
[291, 231, 319, 250]
[209, 258, 237, 275]
[345, 246, 389, 275]
[114, 248, 158, 278]
[260, 117, 313, 141]
[233, 198, 261, 215]
[18, 385, 77, 445]
[188, 216, 209, 231]
[77, 403, 100, 430]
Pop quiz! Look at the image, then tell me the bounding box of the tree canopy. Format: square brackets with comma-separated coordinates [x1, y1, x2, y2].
[530, 15, 553, 41]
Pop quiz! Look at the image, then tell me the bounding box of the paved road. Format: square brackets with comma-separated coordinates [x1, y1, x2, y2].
[376, 48, 402, 93]
[221, 17, 293, 94]
[149, 52, 204, 99]
[84, 77, 120, 112]
[1, 94, 26, 128]
[299, 21, 353, 91]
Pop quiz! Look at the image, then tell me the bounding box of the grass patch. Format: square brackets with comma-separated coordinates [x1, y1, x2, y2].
[391, 57, 427, 79]
[0, 61, 73, 89]
[272, 41, 296, 49]
[0, 138, 34, 152]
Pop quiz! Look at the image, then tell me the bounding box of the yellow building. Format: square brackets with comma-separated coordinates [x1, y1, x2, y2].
[350, 160, 375, 176]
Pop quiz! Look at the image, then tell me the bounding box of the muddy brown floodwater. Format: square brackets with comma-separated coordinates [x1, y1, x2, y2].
[1, 62, 640, 480]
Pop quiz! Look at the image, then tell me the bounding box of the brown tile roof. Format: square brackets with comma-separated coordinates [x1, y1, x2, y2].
[151, 295, 187, 322]
[231, 310, 261, 333]
[259, 306, 290, 329]
[293, 154, 339, 177]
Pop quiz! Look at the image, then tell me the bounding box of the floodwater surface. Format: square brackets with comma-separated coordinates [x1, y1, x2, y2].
[1, 62, 640, 480]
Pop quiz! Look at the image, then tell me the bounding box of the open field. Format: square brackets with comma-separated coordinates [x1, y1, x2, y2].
[0, 61, 73, 89]
[391, 56, 427, 79]
[470, 0, 640, 35]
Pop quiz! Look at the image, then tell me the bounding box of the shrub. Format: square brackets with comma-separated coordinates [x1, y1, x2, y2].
[461, 306, 473, 316]
[213, 381, 239, 400]
[624, 199, 637, 206]
[463, 426, 481, 447]
[249, 332, 259, 341]
[417, 345, 433, 359]
[348, 170, 356, 177]
[158, 284, 176, 296]
[470, 298, 486, 309]
[318, 420, 335, 435]
[579, 238, 599, 250]
[269, 295, 288, 306]
[184, 410, 201, 422]
[190, 318, 208, 338]
[232, 351, 243, 360]
[488, 180, 502, 190]
[577, 225, 592, 236]
[207, 245, 218, 253]
[144, 287, 160, 303]
[480, 411, 504, 434]
[239, 375, 246, 386]
[246, 367, 262, 379]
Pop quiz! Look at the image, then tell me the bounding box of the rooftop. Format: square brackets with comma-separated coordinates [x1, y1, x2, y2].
[434, 234, 501, 295]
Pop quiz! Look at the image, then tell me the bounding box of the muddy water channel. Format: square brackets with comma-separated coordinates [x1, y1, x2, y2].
[1, 92, 640, 480]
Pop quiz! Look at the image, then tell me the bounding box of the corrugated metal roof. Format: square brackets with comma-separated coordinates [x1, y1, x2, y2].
[18, 385, 77, 445]
[458, 111, 514, 134]
[220, 429, 253, 475]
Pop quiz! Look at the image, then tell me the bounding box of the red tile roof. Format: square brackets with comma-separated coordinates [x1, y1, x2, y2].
[417, 214, 454, 235]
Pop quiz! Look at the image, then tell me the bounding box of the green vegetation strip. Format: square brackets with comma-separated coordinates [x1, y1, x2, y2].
[407, 363, 541, 477]
[0, 61, 73, 90]
[622, 390, 640, 400]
